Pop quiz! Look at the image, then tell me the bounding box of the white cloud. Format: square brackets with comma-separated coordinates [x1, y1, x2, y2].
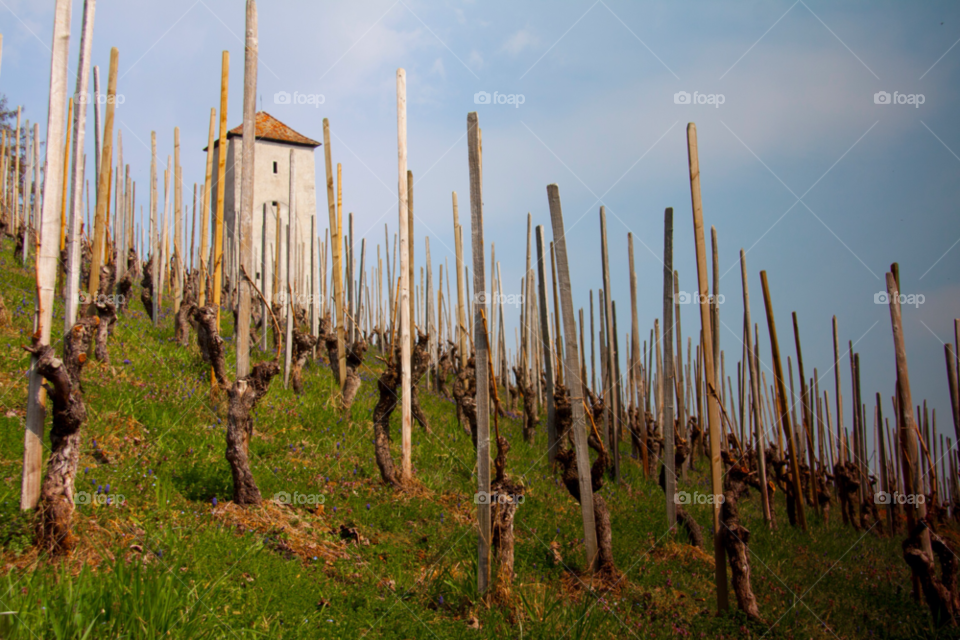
[468, 49, 484, 69]
[431, 57, 446, 80]
[501, 28, 538, 55]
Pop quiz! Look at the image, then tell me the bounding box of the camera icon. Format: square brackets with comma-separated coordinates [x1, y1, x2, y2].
[474, 91, 491, 105]
[677, 291, 692, 304]
[474, 491, 490, 505]
[75, 490, 91, 505]
[274, 91, 291, 105]
[875, 491, 891, 504]
[674, 491, 691, 505]
[474, 292, 488, 304]
[674, 91, 691, 105]
[874, 91, 891, 105]
[274, 491, 291, 505]
[874, 291, 890, 305]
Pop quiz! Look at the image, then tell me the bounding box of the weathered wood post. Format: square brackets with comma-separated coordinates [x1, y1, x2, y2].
[20, 0, 72, 511]
[199, 108, 215, 307]
[886, 270, 930, 556]
[792, 312, 818, 510]
[467, 111, 491, 592]
[236, 0, 257, 377]
[686, 123, 728, 609]
[739, 249, 771, 525]
[599, 207, 620, 480]
[213, 51, 229, 331]
[284, 150, 296, 388]
[64, 0, 96, 331]
[397, 71, 412, 481]
[547, 183, 599, 572]
[87, 47, 118, 300]
[150, 132, 158, 325]
[173, 127, 182, 314]
[535, 225, 557, 462]
[760, 271, 807, 531]
[322, 119, 347, 390]
[662, 207, 676, 525]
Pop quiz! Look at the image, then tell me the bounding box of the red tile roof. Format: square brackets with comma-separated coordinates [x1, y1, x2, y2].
[223, 111, 321, 148]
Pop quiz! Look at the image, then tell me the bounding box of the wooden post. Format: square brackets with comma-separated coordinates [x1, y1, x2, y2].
[535, 225, 557, 462]
[21, 0, 72, 510]
[199, 108, 214, 307]
[173, 127, 182, 314]
[686, 123, 729, 608]
[150, 133, 158, 325]
[546, 183, 599, 572]
[627, 235, 641, 462]
[792, 312, 818, 509]
[453, 193, 466, 368]
[284, 150, 296, 388]
[740, 250, 771, 524]
[87, 47, 118, 300]
[599, 206, 620, 481]
[760, 271, 807, 531]
[323, 120, 347, 389]
[189, 183, 196, 271]
[236, 0, 257, 376]
[213, 51, 229, 330]
[467, 111, 491, 592]
[59, 98, 72, 255]
[397, 71, 412, 480]
[832, 316, 844, 464]
[946, 344, 960, 450]
[407, 170, 415, 331]
[662, 207, 676, 524]
[886, 271, 929, 554]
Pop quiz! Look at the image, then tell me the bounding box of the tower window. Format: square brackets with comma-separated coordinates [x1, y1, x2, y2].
[273, 161, 278, 174]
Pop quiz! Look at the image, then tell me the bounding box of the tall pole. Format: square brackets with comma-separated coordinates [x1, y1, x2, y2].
[599, 206, 619, 480]
[323, 119, 346, 389]
[535, 225, 557, 462]
[662, 207, 676, 525]
[546, 183, 599, 572]
[760, 271, 807, 531]
[213, 51, 229, 331]
[237, 0, 258, 377]
[64, 2, 93, 325]
[397, 70, 412, 481]
[468, 111, 491, 593]
[87, 48, 118, 299]
[199, 108, 215, 307]
[686, 123, 728, 609]
[740, 250, 771, 524]
[21, 0, 72, 510]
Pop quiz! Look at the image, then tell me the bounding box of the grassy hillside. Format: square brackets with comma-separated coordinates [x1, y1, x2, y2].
[0, 242, 950, 639]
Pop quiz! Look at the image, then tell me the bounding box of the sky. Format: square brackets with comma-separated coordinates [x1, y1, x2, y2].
[3, 0, 960, 457]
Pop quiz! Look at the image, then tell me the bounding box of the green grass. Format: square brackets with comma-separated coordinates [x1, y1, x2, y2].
[0, 240, 954, 639]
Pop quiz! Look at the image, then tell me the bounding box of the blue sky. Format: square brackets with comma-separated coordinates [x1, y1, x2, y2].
[4, 0, 960, 452]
